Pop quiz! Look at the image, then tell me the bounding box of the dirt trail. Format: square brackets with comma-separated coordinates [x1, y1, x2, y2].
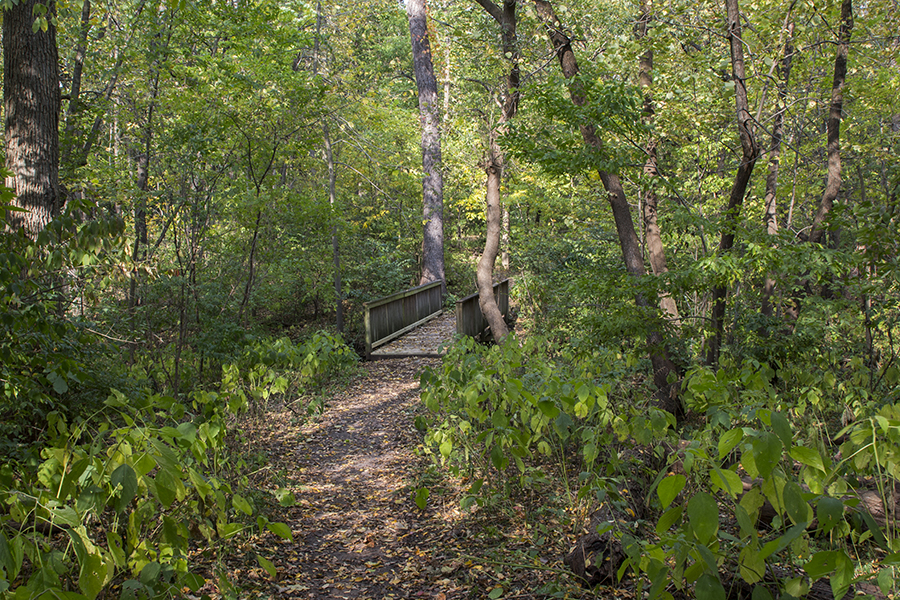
[237, 357, 457, 599]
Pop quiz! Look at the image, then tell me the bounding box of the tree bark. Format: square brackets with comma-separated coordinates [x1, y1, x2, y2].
[478, 147, 510, 341]
[473, 0, 519, 344]
[407, 0, 446, 292]
[807, 0, 852, 246]
[705, 0, 761, 366]
[4, 0, 61, 235]
[634, 0, 680, 328]
[533, 0, 680, 415]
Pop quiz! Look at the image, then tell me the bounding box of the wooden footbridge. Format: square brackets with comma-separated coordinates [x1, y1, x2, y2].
[364, 279, 510, 359]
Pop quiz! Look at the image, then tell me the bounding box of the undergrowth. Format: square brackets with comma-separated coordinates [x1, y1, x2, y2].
[0, 332, 357, 600]
[419, 333, 900, 599]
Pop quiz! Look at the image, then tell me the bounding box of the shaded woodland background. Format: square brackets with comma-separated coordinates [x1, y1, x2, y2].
[0, 0, 899, 597]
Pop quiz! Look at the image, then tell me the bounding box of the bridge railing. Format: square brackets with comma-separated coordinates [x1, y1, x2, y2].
[364, 280, 443, 358]
[456, 279, 510, 340]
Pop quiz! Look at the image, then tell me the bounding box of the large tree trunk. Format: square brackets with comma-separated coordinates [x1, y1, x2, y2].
[533, 0, 680, 416]
[761, 18, 795, 318]
[407, 0, 446, 292]
[807, 0, 852, 246]
[634, 0, 680, 328]
[4, 0, 61, 235]
[705, 0, 760, 366]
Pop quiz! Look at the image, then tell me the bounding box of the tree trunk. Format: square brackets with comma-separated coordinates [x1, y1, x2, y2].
[473, 0, 519, 344]
[634, 0, 680, 328]
[705, 0, 760, 366]
[3, 0, 61, 235]
[238, 209, 263, 324]
[807, 0, 852, 246]
[533, 0, 680, 416]
[761, 19, 795, 318]
[407, 0, 446, 292]
[477, 144, 510, 341]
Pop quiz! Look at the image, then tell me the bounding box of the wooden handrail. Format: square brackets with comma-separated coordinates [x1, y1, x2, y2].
[456, 279, 510, 339]
[364, 281, 443, 358]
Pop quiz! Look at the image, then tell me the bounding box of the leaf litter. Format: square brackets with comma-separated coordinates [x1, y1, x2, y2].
[192, 356, 626, 599]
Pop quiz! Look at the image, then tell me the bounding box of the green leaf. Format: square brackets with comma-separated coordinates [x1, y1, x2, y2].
[657, 474, 686, 509]
[490, 444, 506, 470]
[782, 482, 809, 525]
[695, 573, 726, 600]
[50, 371, 68, 394]
[140, 562, 161, 585]
[759, 523, 806, 560]
[110, 464, 137, 513]
[233, 494, 253, 516]
[106, 531, 125, 568]
[179, 571, 205, 592]
[739, 546, 765, 584]
[537, 400, 559, 418]
[790, 446, 825, 472]
[414, 487, 429, 510]
[735, 504, 756, 539]
[718, 428, 743, 460]
[266, 521, 293, 541]
[784, 576, 809, 597]
[154, 468, 177, 508]
[656, 505, 682, 535]
[751, 585, 774, 600]
[770, 411, 792, 448]
[439, 439, 452, 458]
[133, 453, 156, 477]
[687, 492, 719, 544]
[877, 568, 893, 596]
[219, 522, 243, 539]
[256, 555, 277, 579]
[488, 587, 503, 599]
[805, 550, 837, 579]
[709, 467, 742, 498]
[78, 552, 108, 600]
[0, 532, 14, 579]
[50, 506, 81, 528]
[751, 432, 783, 479]
[272, 488, 295, 507]
[816, 497, 843, 533]
[831, 550, 855, 600]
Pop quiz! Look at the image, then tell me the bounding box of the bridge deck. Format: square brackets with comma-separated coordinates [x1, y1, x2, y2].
[369, 311, 456, 358]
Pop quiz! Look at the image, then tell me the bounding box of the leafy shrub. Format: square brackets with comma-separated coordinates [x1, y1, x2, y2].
[420, 335, 673, 509]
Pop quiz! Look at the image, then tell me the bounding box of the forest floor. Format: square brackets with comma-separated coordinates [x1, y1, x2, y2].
[195, 356, 617, 599]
